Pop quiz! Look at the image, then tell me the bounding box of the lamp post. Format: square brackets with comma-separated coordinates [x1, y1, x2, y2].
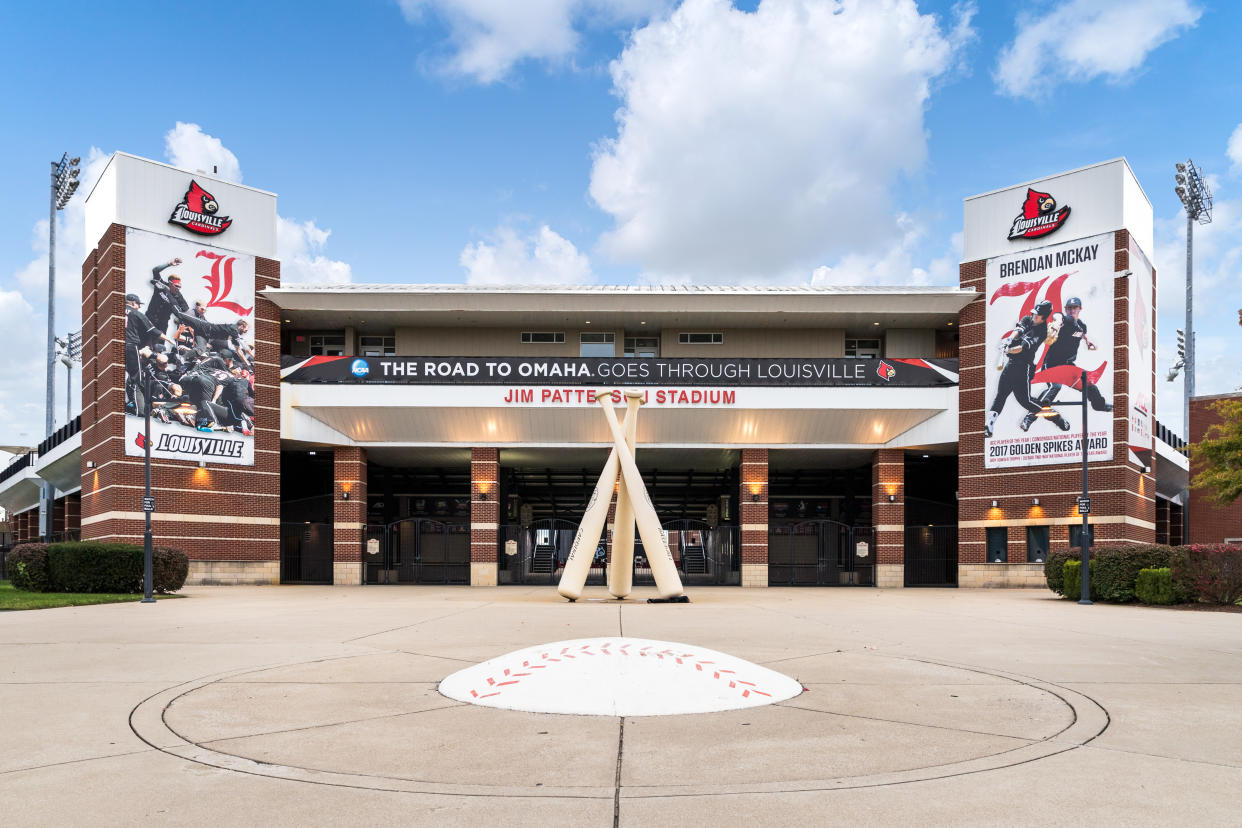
[41, 154, 80, 541]
[141, 367, 155, 603]
[1038, 367, 1092, 604]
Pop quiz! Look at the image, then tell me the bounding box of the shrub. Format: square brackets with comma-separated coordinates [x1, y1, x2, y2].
[1045, 548, 1081, 595]
[47, 542, 144, 593]
[1174, 544, 1242, 605]
[1089, 544, 1181, 603]
[1135, 568, 1176, 605]
[153, 547, 189, 593]
[1063, 560, 1082, 600]
[8, 543, 51, 591]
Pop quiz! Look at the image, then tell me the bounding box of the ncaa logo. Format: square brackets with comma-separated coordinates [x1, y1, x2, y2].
[350, 359, 370, 378]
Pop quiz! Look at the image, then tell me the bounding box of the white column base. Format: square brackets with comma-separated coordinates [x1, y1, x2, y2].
[471, 561, 498, 586]
[876, 564, 904, 588]
[333, 562, 362, 586]
[741, 563, 768, 587]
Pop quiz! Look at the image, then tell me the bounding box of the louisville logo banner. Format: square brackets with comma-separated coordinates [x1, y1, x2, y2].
[169, 180, 233, 236]
[1008, 188, 1070, 240]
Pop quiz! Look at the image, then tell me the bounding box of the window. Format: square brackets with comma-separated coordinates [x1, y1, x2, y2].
[309, 334, 345, 356]
[678, 332, 723, 345]
[986, 527, 1008, 563]
[358, 335, 395, 356]
[845, 338, 881, 359]
[1069, 524, 1095, 548]
[624, 337, 659, 358]
[579, 332, 615, 357]
[521, 332, 565, 344]
[1026, 525, 1050, 563]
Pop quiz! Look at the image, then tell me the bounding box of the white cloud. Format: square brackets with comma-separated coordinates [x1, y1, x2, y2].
[0, 289, 48, 448]
[163, 122, 243, 182]
[460, 224, 593, 284]
[589, 0, 971, 283]
[995, 0, 1200, 99]
[811, 219, 958, 287]
[277, 217, 353, 285]
[400, 0, 668, 83]
[1228, 123, 1242, 173]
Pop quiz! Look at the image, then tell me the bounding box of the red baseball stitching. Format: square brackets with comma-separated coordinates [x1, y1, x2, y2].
[462, 641, 773, 701]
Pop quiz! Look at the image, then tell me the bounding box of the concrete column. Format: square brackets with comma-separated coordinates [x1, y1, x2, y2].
[872, 449, 905, 588]
[470, 447, 499, 586]
[740, 448, 768, 587]
[333, 447, 367, 585]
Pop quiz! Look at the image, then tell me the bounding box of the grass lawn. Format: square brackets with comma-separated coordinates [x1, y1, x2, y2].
[0, 580, 182, 611]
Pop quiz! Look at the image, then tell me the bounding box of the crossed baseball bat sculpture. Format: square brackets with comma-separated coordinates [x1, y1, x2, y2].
[557, 390, 685, 601]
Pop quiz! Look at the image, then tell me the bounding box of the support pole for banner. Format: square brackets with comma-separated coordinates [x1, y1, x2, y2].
[142, 369, 155, 604]
[1078, 368, 1092, 606]
[607, 391, 642, 599]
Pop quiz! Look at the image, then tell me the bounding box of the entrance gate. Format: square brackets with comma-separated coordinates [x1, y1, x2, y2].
[281, 521, 333, 584]
[904, 524, 958, 586]
[768, 521, 875, 586]
[364, 519, 469, 584]
[633, 520, 739, 587]
[499, 520, 606, 586]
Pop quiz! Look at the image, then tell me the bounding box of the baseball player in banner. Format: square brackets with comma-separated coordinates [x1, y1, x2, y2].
[984, 232, 1114, 470]
[123, 227, 256, 467]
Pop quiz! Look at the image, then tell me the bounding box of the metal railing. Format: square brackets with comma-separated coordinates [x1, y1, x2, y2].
[0, 452, 33, 485]
[37, 415, 81, 457]
[1154, 419, 1186, 453]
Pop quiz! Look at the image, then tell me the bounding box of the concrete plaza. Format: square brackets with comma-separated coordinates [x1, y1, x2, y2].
[2, 585, 1240, 826]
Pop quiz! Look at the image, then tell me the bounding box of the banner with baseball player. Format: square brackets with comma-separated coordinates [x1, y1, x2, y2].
[983, 232, 1115, 469]
[1127, 238, 1154, 469]
[123, 227, 256, 466]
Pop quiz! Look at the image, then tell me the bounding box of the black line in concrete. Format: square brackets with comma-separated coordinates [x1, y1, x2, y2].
[614, 717, 625, 828]
[340, 601, 496, 644]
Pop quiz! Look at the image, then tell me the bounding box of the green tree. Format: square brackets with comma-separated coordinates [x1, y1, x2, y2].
[1191, 398, 1242, 506]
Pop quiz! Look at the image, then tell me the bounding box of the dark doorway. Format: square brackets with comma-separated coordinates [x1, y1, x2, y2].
[904, 524, 959, 586]
[281, 521, 333, 584]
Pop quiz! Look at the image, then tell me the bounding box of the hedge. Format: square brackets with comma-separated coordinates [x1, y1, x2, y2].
[1088, 544, 1183, 603]
[1174, 544, 1242, 605]
[1063, 560, 1082, 600]
[8, 541, 187, 594]
[8, 543, 51, 591]
[1044, 548, 1081, 596]
[1135, 568, 1176, 605]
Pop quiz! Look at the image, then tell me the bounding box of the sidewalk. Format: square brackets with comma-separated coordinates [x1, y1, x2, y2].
[2, 585, 1240, 826]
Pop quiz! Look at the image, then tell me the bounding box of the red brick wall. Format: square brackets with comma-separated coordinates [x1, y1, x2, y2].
[333, 447, 367, 564]
[1188, 393, 1242, 543]
[871, 448, 905, 565]
[471, 447, 499, 563]
[740, 448, 767, 565]
[958, 229, 1156, 562]
[79, 224, 281, 561]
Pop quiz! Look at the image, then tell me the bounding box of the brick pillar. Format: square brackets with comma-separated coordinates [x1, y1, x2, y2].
[52, 498, 66, 537]
[470, 447, 499, 586]
[66, 493, 81, 536]
[333, 447, 367, 585]
[740, 448, 768, 587]
[1155, 498, 1169, 545]
[872, 448, 905, 588]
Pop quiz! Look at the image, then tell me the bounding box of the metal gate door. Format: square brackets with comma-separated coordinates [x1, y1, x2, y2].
[657, 520, 739, 586]
[904, 524, 958, 586]
[365, 519, 469, 584]
[768, 521, 874, 586]
[281, 522, 333, 584]
[498, 520, 602, 586]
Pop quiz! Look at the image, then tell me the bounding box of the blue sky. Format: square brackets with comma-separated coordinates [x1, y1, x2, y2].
[1, 0, 1240, 448]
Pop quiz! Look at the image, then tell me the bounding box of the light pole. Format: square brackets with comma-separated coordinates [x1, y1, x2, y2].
[1039, 367, 1093, 604]
[1171, 159, 1212, 542]
[41, 153, 80, 541]
[55, 331, 81, 426]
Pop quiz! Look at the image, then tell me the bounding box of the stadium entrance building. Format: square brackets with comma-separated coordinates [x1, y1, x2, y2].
[2, 155, 1215, 587]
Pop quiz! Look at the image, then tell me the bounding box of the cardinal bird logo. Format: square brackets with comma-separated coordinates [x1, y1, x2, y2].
[169, 180, 233, 236]
[1008, 187, 1070, 241]
[877, 360, 897, 381]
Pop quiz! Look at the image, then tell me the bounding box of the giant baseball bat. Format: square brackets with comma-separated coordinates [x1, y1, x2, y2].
[558, 395, 630, 601]
[607, 391, 642, 598]
[598, 394, 684, 599]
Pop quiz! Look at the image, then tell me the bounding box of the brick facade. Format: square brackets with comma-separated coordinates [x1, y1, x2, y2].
[78, 224, 282, 585]
[871, 448, 905, 587]
[470, 447, 499, 585]
[740, 448, 767, 586]
[333, 446, 367, 584]
[1188, 392, 1242, 543]
[958, 230, 1157, 586]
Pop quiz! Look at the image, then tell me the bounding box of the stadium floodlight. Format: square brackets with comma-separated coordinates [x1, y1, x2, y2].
[40, 152, 81, 541]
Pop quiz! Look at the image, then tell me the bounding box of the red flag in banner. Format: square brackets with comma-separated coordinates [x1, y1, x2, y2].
[1031, 362, 1107, 389]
